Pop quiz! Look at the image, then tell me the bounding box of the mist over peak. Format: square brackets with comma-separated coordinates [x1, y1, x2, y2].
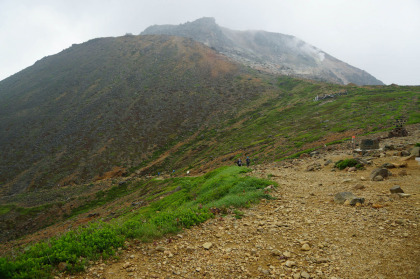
[142, 17, 383, 85]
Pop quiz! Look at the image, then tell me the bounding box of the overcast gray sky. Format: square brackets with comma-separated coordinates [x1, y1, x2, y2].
[1, 0, 419, 85]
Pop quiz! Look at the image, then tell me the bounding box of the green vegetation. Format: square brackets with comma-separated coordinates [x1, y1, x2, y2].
[0, 166, 275, 278]
[334, 159, 363, 170]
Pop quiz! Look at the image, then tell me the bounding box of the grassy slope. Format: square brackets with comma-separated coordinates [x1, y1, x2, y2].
[1, 75, 418, 244]
[136, 77, 420, 174]
[0, 166, 274, 278]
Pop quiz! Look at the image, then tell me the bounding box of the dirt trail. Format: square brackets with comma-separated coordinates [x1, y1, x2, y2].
[68, 132, 420, 279]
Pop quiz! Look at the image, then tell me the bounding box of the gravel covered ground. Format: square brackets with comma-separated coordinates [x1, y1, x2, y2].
[70, 130, 420, 279]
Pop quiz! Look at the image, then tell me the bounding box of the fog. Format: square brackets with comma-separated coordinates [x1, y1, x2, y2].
[1, 0, 419, 85]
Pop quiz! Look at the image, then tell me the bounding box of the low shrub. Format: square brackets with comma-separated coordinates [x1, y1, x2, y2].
[334, 159, 362, 170]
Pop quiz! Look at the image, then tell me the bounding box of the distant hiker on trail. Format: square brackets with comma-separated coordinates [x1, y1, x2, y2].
[237, 158, 242, 167]
[246, 157, 251, 167]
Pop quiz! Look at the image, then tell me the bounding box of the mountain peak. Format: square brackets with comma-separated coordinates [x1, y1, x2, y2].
[141, 18, 383, 85]
[190, 17, 216, 25]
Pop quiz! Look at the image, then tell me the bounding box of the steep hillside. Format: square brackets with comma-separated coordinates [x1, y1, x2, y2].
[0, 32, 418, 199]
[141, 17, 384, 86]
[0, 34, 272, 195]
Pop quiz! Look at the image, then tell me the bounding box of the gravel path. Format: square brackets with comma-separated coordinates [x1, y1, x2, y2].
[69, 132, 420, 279]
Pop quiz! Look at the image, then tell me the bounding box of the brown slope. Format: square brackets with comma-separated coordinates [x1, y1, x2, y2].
[0, 34, 268, 195]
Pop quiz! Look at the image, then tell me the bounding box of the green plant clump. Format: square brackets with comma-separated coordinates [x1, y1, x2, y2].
[334, 159, 362, 170]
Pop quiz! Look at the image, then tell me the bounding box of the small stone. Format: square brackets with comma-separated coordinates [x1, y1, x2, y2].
[381, 163, 395, 169]
[395, 219, 406, 225]
[155, 246, 165, 252]
[301, 271, 311, 279]
[203, 242, 213, 250]
[348, 167, 357, 172]
[398, 193, 411, 198]
[122, 262, 131, 269]
[349, 197, 365, 206]
[285, 260, 296, 267]
[315, 257, 329, 264]
[272, 249, 282, 256]
[353, 184, 365, 190]
[390, 186, 404, 194]
[196, 267, 201, 272]
[301, 243, 311, 251]
[373, 175, 384, 181]
[283, 251, 292, 258]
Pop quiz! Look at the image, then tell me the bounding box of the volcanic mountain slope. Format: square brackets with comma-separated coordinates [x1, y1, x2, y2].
[141, 17, 383, 85]
[0, 31, 418, 198]
[0, 34, 273, 195]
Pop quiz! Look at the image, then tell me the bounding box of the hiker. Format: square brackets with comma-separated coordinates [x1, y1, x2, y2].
[237, 158, 242, 167]
[246, 156, 251, 167]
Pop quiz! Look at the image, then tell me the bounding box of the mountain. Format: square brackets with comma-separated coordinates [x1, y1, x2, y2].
[0, 34, 271, 195]
[141, 17, 383, 85]
[0, 28, 418, 197]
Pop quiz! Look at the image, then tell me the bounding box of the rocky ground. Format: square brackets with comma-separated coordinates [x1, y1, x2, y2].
[65, 129, 420, 279]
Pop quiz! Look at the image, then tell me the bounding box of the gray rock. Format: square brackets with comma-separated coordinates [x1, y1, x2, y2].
[383, 144, 395, 151]
[370, 168, 390, 181]
[301, 243, 311, 251]
[373, 175, 384, 181]
[334, 192, 356, 204]
[401, 150, 411, 156]
[285, 260, 296, 267]
[155, 246, 165, 252]
[271, 249, 282, 256]
[334, 192, 364, 206]
[324, 159, 333, 166]
[410, 146, 420, 157]
[349, 197, 365, 205]
[203, 242, 213, 250]
[390, 185, 404, 194]
[381, 163, 395, 169]
[283, 251, 292, 258]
